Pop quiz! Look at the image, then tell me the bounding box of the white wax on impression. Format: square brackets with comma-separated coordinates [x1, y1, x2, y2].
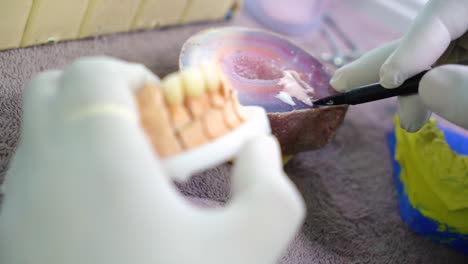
[276, 70, 315, 106]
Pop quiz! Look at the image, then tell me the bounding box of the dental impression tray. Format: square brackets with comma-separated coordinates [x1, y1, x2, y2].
[135, 63, 270, 181]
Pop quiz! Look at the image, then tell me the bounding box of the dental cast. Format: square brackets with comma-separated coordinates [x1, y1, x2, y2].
[0, 57, 306, 264]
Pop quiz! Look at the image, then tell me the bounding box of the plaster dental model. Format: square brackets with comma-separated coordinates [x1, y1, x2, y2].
[136, 62, 270, 180]
[0, 57, 306, 264]
[180, 27, 348, 155]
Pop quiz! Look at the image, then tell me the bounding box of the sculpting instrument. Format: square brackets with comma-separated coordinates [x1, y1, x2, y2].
[313, 70, 427, 106]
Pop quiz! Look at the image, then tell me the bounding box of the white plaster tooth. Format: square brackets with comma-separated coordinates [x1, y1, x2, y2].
[201, 61, 221, 91]
[161, 72, 184, 105]
[180, 66, 205, 98]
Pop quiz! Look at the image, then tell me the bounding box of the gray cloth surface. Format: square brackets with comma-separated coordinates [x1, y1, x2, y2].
[1, 4, 468, 264]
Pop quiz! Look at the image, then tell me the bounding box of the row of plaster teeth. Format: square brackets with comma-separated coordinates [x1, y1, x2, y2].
[136, 83, 183, 157]
[161, 62, 221, 104]
[136, 63, 247, 158]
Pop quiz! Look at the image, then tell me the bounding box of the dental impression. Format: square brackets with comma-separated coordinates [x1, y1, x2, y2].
[180, 27, 348, 154]
[392, 116, 468, 253]
[136, 62, 270, 181]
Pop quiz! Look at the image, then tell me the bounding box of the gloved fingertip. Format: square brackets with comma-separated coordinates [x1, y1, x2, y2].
[397, 94, 432, 133]
[235, 134, 282, 171]
[248, 134, 281, 162]
[398, 111, 430, 133]
[401, 122, 423, 133]
[231, 134, 283, 194]
[418, 65, 468, 129]
[418, 67, 450, 107]
[329, 69, 348, 92]
[379, 62, 406, 88]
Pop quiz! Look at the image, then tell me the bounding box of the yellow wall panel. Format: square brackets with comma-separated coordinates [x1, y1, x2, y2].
[0, 0, 241, 51]
[21, 0, 89, 47]
[132, 0, 188, 30]
[182, 0, 236, 23]
[79, 0, 142, 38]
[0, 0, 33, 50]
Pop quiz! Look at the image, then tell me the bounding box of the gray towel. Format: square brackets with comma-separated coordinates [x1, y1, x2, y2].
[1, 12, 467, 264]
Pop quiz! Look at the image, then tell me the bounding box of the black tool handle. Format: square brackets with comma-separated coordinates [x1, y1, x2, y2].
[344, 70, 427, 105]
[313, 70, 428, 106]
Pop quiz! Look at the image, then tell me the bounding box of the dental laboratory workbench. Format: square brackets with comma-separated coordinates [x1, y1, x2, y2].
[0, 0, 467, 263]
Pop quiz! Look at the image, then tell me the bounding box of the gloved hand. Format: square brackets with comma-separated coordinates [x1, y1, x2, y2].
[330, 0, 468, 131]
[0, 57, 305, 264]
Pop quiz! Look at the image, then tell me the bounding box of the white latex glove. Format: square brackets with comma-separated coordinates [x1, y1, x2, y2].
[330, 0, 468, 131]
[0, 57, 305, 264]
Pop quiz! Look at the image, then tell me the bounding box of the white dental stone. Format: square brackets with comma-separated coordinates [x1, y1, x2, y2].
[275, 91, 296, 106]
[277, 70, 315, 106]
